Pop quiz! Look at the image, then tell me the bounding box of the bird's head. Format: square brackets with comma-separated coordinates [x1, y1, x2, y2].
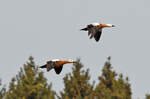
[103, 24, 115, 28]
[67, 59, 77, 63]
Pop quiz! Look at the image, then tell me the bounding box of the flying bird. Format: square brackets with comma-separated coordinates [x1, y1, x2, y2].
[39, 59, 76, 74]
[81, 22, 115, 42]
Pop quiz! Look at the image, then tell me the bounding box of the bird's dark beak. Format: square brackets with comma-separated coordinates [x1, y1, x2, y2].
[73, 61, 77, 63]
[112, 25, 115, 27]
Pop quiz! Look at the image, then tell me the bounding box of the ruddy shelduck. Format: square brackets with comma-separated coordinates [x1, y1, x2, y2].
[81, 22, 115, 42]
[39, 59, 76, 74]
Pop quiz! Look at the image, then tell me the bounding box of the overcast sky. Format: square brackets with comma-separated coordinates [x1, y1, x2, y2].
[0, 0, 150, 98]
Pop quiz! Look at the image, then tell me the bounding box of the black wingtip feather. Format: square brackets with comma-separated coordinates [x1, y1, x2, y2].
[94, 31, 102, 42]
[54, 66, 63, 74]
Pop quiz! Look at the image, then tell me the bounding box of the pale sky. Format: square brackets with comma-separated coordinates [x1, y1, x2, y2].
[0, 0, 150, 98]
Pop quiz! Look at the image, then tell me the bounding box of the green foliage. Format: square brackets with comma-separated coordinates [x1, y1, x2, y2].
[146, 94, 150, 99]
[0, 79, 6, 99]
[5, 56, 55, 99]
[59, 57, 132, 99]
[94, 57, 132, 99]
[2, 56, 149, 99]
[59, 59, 94, 99]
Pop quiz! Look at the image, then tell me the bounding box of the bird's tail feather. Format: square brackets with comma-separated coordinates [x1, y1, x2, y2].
[39, 65, 46, 68]
[80, 28, 88, 31]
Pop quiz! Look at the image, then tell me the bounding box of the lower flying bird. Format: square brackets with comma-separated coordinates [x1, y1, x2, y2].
[39, 59, 76, 74]
[81, 22, 115, 42]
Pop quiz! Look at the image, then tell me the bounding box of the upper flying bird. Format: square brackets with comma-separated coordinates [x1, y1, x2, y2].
[81, 22, 115, 42]
[39, 59, 76, 74]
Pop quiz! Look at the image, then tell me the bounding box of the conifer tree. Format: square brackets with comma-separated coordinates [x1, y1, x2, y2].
[146, 94, 150, 99]
[0, 79, 6, 99]
[5, 56, 55, 99]
[94, 57, 132, 99]
[59, 59, 94, 99]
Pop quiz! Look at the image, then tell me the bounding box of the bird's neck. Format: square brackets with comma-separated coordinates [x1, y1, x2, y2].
[100, 24, 112, 28]
[63, 60, 73, 64]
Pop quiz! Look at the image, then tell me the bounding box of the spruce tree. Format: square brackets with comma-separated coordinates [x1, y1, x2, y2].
[146, 94, 150, 99]
[0, 79, 6, 99]
[59, 59, 94, 99]
[95, 57, 132, 99]
[5, 56, 55, 99]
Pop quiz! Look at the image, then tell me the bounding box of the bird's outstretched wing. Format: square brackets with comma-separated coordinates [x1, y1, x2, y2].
[54, 65, 63, 74]
[87, 24, 94, 36]
[81, 24, 102, 42]
[47, 61, 54, 71]
[94, 29, 102, 42]
[89, 26, 98, 39]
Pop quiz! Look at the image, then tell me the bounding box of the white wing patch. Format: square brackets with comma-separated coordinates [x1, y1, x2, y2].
[92, 23, 100, 26]
[51, 59, 60, 62]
